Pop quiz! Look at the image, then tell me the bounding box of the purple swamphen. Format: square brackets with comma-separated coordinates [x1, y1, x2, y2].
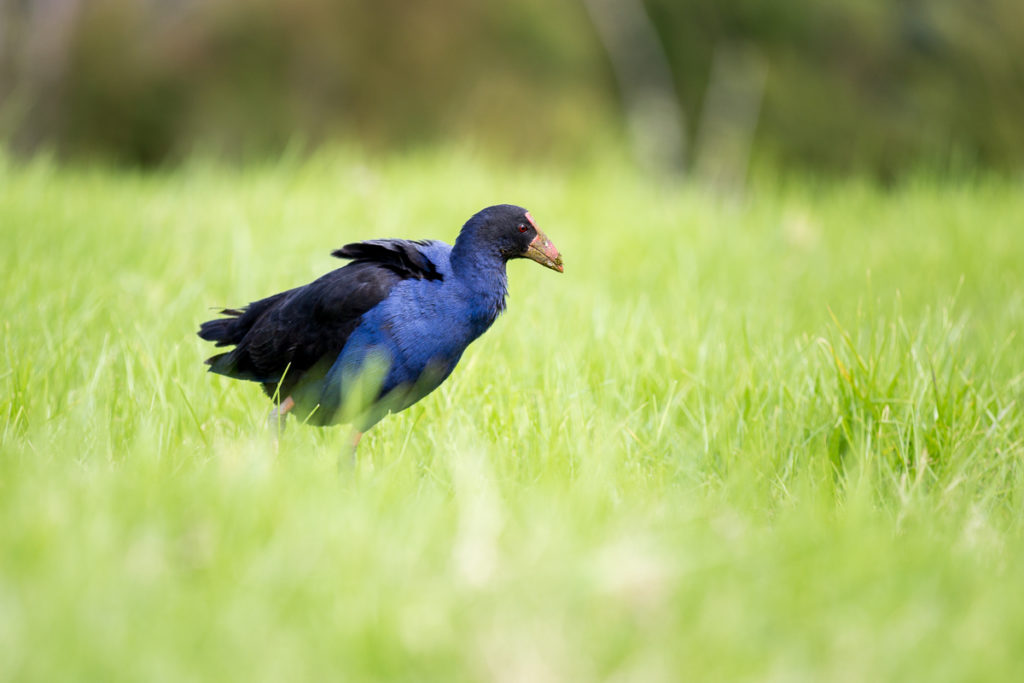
[198, 204, 563, 448]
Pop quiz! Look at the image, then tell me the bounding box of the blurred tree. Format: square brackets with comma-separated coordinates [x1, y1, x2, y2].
[1, 0, 1022, 175]
[583, 0, 687, 174]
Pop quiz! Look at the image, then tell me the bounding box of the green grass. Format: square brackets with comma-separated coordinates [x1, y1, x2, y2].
[2, 151, 1023, 681]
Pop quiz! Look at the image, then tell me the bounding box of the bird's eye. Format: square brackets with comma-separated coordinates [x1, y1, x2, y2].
[517, 224, 529, 233]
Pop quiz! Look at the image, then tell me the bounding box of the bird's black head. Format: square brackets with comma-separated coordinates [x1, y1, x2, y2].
[459, 204, 564, 272]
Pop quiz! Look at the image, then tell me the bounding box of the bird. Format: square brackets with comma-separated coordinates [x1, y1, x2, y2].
[198, 204, 563, 450]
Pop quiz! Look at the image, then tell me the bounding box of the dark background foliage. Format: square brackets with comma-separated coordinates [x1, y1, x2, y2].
[1, 0, 1021, 175]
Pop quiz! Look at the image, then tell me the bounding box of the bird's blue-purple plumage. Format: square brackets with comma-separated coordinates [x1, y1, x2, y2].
[303, 239, 508, 427]
[198, 204, 538, 431]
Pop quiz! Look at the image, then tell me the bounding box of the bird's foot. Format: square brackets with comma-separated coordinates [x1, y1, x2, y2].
[267, 396, 295, 434]
[338, 430, 363, 473]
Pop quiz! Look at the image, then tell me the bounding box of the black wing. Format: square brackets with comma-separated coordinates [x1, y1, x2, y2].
[332, 239, 443, 281]
[198, 239, 445, 397]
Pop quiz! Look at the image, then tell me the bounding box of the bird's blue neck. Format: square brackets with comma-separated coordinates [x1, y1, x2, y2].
[450, 234, 509, 325]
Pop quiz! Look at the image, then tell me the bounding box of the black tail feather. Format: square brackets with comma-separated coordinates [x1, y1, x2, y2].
[197, 290, 293, 345]
[205, 350, 262, 380]
[198, 289, 296, 382]
[198, 316, 243, 346]
[204, 351, 232, 371]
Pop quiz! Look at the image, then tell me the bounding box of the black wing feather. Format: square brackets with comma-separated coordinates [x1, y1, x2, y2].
[198, 240, 443, 397]
[332, 239, 443, 281]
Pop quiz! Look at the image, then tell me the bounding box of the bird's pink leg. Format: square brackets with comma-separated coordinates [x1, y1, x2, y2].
[268, 396, 295, 433]
[340, 430, 363, 471]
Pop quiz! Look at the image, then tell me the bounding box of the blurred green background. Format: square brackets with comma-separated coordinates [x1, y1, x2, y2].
[2, 0, 1022, 176]
[4, 4, 1024, 680]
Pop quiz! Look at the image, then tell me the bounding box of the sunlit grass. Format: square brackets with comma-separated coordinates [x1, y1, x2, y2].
[2, 151, 1023, 681]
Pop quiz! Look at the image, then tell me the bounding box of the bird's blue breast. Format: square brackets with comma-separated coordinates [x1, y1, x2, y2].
[314, 243, 506, 426]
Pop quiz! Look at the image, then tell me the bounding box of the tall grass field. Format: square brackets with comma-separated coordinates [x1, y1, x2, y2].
[2, 152, 1023, 681]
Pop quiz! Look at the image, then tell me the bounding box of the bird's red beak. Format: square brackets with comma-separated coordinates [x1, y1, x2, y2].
[525, 229, 563, 272]
[523, 214, 563, 273]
